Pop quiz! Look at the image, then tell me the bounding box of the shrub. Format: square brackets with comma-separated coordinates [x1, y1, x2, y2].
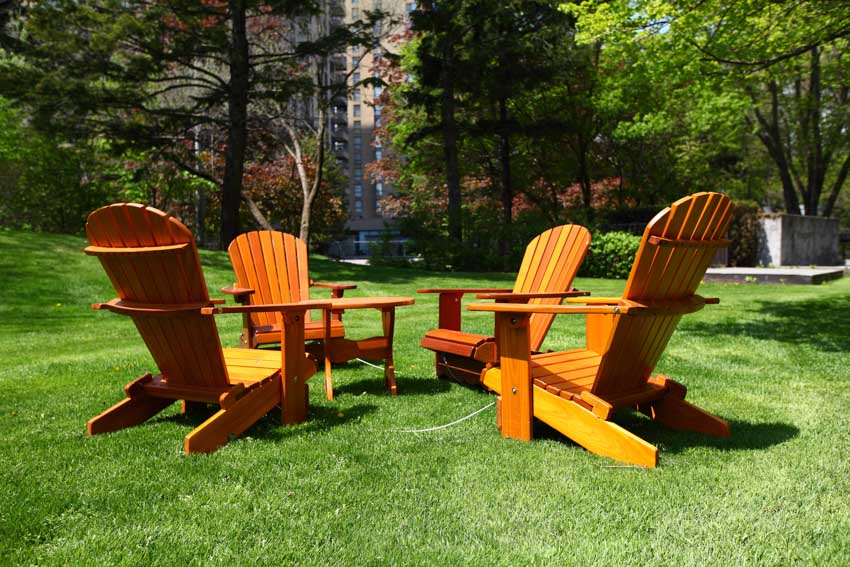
[579, 231, 641, 279]
[726, 200, 761, 267]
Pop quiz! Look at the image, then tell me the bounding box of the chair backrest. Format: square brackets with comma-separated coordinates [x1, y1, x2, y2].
[228, 231, 312, 327]
[86, 203, 230, 388]
[513, 224, 591, 351]
[591, 192, 733, 398]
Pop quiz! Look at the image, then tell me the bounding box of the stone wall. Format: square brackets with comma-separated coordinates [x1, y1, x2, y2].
[758, 214, 842, 266]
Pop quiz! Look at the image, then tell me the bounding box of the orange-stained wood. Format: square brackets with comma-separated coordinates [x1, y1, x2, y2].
[226, 230, 362, 396]
[494, 312, 533, 441]
[85, 203, 318, 454]
[280, 310, 309, 424]
[472, 193, 733, 467]
[419, 225, 591, 385]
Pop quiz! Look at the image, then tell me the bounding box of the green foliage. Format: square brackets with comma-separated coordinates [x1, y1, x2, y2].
[368, 228, 410, 268]
[579, 230, 641, 279]
[0, 98, 109, 233]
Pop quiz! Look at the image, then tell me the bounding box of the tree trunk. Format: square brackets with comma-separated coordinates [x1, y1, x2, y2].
[498, 96, 512, 264]
[752, 82, 801, 214]
[805, 46, 823, 216]
[441, 49, 462, 244]
[577, 135, 593, 217]
[220, 0, 250, 248]
[299, 99, 327, 245]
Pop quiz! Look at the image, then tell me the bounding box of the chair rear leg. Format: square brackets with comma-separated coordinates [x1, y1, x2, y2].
[646, 396, 730, 438]
[88, 394, 173, 435]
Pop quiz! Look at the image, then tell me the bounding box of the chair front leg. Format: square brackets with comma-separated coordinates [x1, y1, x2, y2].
[280, 309, 309, 425]
[494, 312, 533, 441]
[381, 307, 398, 395]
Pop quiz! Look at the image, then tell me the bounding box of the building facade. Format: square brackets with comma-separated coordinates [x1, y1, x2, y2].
[332, 0, 414, 251]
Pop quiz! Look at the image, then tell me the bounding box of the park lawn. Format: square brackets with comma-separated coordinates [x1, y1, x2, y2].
[0, 228, 848, 565]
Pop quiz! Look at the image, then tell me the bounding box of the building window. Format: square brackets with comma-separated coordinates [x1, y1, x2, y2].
[406, 2, 416, 14]
[353, 105, 361, 118]
[353, 136, 362, 150]
[353, 71, 361, 84]
[355, 200, 363, 215]
[375, 149, 383, 160]
[353, 155, 362, 167]
[353, 120, 361, 134]
[374, 105, 382, 117]
[354, 184, 362, 197]
[375, 182, 383, 197]
[354, 168, 362, 180]
[351, 7, 359, 19]
[373, 85, 382, 98]
[353, 89, 361, 102]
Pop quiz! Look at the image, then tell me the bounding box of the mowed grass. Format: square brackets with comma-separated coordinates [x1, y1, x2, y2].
[1, 228, 848, 565]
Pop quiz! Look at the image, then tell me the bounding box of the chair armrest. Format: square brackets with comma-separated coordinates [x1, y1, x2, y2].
[470, 295, 719, 316]
[221, 284, 254, 295]
[93, 299, 212, 316]
[417, 287, 513, 295]
[565, 296, 621, 305]
[468, 302, 626, 315]
[311, 280, 356, 300]
[311, 281, 357, 291]
[201, 299, 331, 315]
[476, 289, 590, 301]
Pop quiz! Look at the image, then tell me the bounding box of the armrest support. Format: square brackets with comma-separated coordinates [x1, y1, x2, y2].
[417, 287, 512, 331]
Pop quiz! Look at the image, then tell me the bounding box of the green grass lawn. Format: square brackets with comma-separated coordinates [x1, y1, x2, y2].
[1, 228, 848, 565]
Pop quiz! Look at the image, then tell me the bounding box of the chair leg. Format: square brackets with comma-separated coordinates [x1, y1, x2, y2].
[382, 307, 398, 395]
[88, 394, 173, 435]
[183, 377, 281, 454]
[647, 395, 730, 438]
[533, 386, 659, 467]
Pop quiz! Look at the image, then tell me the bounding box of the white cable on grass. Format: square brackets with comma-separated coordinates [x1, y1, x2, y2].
[356, 358, 384, 370]
[396, 401, 495, 433]
[353, 356, 494, 433]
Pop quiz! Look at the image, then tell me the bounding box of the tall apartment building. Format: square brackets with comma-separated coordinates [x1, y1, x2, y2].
[331, 0, 414, 250]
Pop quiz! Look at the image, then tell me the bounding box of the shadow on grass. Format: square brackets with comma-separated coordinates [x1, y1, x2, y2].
[686, 292, 850, 353]
[333, 374, 452, 397]
[160, 400, 380, 440]
[534, 413, 799, 458]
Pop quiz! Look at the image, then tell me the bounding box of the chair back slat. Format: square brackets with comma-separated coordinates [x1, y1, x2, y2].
[591, 193, 732, 398]
[228, 231, 312, 328]
[513, 225, 591, 352]
[86, 203, 229, 388]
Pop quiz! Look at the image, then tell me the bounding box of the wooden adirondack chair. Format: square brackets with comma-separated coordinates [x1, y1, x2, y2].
[224, 230, 358, 399]
[419, 224, 591, 384]
[85, 204, 328, 454]
[225, 230, 413, 400]
[469, 192, 733, 467]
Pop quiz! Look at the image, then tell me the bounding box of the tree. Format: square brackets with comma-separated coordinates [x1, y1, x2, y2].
[567, 0, 850, 216]
[0, 1, 382, 245]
